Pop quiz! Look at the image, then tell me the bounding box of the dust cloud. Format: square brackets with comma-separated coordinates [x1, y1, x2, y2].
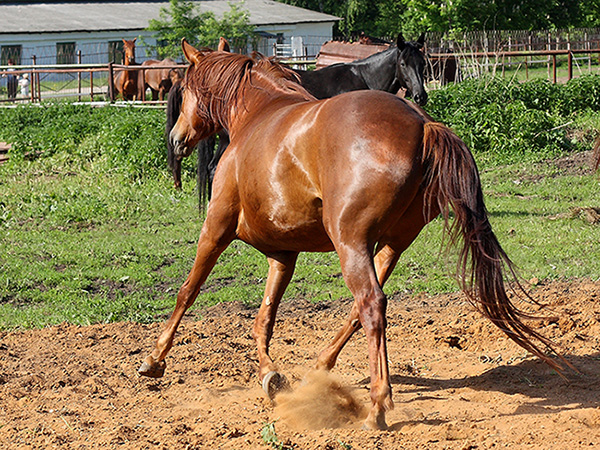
[273, 369, 367, 430]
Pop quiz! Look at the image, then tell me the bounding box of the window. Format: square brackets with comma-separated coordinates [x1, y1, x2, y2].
[1, 45, 22, 65]
[108, 40, 124, 64]
[57, 42, 76, 64]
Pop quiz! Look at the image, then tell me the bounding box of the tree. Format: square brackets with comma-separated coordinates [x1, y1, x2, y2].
[275, 0, 597, 36]
[144, 0, 255, 59]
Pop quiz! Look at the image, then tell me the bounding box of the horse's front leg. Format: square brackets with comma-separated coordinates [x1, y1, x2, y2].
[253, 251, 298, 399]
[139, 212, 236, 378]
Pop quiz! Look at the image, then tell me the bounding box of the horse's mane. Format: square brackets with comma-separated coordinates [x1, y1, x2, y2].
[184, 51, 315, 130]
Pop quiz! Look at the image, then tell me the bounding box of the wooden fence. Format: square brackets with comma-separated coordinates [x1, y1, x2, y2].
[2, 47, 600, 104]
[0, 62, 188, 104]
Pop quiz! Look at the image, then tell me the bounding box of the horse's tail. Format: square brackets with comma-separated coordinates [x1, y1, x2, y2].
[166, 81, 183, 173]
[421, 121, 569, 373]
[197, 136, 216, 213]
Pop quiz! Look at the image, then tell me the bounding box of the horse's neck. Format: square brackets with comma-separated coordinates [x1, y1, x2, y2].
[226, 81, 304, 133]
[353, 48, 397, 91]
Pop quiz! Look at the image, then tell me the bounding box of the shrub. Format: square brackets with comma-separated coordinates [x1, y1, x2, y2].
[426, 75, 598, 164]
[0, 103, 167, 178]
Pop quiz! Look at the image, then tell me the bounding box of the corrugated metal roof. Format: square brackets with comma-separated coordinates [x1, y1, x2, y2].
[0, 1, 340, 34]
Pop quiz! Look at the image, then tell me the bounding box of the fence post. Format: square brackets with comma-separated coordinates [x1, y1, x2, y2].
[32, 55, 41, 102]
[568, 51, 573, 81]
[77, 50, 82, 101]
[552, 54, 557, 83]
[30, 55, 36, 102]
[90, 70, 94, 102]
[108, 62, 115, 102]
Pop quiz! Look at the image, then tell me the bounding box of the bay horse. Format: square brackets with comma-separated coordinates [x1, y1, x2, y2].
[114, 38, 141, 101]
[141, 58, 184, 101]
[166, 33, 428, 203]
[139, 40, 565, 430]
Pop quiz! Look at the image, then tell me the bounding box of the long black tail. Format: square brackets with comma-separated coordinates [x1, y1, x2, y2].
[165, 80, 183, 183]
[197, 135, 216, 212]
[421, 122, 571, 373]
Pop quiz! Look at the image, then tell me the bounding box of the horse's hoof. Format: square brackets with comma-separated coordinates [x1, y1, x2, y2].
[361, 417, 388, 431]
[138, 357, 166, 378]
[262, 371, 291, 400]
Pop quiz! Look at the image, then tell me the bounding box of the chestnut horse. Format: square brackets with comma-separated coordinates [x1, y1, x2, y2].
[114, 39, 140, 101]
[139, 40, 564, 430]
[166, 34, 428, 200]
[141, 58, 184, 101]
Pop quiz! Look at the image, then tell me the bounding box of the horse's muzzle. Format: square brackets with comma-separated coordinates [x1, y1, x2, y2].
[169, 130, 193, 160]
[413, 91, 428, 106]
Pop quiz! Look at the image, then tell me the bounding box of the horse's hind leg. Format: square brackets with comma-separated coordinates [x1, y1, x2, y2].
[314, 244, 400, 371]
[316, 193, 429, 372]
[253, 251, 298, 399]
[333, 243, 392, 430]
[139, 209, 237, 378]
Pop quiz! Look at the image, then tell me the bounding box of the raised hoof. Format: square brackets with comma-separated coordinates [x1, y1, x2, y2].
[262, 371, 291, 400]
[138, 357, 166, 378]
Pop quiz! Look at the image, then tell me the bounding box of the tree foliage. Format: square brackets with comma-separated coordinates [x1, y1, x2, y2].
[145, 0, 254, 59]
[276, 0, 600, 36]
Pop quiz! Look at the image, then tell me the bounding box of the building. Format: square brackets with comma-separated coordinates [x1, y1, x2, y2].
[0, 0, 340, 65]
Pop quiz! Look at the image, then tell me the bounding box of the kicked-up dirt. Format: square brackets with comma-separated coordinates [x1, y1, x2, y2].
[1, 279, 600, 449]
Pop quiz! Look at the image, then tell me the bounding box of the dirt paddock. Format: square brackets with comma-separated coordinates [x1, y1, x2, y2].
[1, 279, 600, 449]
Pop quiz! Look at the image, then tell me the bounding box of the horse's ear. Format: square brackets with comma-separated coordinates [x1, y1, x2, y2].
[133, 38, 137, 43]
[396, 33, 406, 50]
[218, 37, 231, 53]
[182, 38, 202, 65]
[416, 33, 425, 48]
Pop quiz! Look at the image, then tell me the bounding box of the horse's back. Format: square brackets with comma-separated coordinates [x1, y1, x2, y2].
[296, 65, 367, 99]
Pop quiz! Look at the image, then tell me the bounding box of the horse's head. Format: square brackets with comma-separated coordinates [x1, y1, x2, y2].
[170, 40, 223, 159]
[122, 38, 137, 65]
[395, 33, 428, 106]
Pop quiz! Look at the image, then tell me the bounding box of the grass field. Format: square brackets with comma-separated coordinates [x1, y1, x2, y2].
[1, 74, 599, 331]
[1, 148, 599, 330]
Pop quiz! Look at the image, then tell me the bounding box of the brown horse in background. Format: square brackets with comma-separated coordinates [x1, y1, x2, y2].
[166, 37, 230, 191]
[141, 58, 184, 101]
[139, 40, 567, 430]
[594, 135, 600, 170]
[114, 39, 140, 100]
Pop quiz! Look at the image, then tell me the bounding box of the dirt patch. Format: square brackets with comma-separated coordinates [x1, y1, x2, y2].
[2, 279, 600, 449]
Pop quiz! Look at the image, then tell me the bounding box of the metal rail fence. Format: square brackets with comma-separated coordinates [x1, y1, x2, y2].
[1, 48, 600, 104]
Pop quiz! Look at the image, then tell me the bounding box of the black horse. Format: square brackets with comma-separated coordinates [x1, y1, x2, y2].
[296, 33, 427, 103]
[166, 33, 428, 207]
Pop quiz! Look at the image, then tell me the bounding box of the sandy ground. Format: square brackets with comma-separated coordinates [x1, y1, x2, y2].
[1, 279, 600, 449]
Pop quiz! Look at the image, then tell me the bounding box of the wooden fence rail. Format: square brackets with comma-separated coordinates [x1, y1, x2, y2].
[1, 48, 600, 104]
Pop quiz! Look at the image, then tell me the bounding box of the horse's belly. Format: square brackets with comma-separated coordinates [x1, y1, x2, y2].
[236, 200, 334, 253]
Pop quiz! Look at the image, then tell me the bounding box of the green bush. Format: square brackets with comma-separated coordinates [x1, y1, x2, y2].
[0, 103, 168, 178]
[426, 75, 599, 165]
[1, 74, 599, 176]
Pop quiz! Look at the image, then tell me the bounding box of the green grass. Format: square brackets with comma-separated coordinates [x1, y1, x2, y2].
[0, 79, 599, 330]
[1, 151, 598, 330]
